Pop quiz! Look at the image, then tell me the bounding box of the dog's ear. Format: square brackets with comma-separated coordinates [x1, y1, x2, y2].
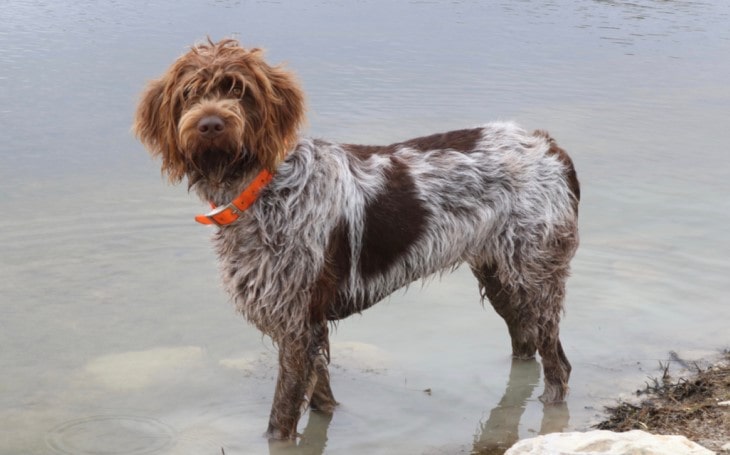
[243, 53, 305, 171]
[133, 78, 185, 182]
[133, 79, 166, 155]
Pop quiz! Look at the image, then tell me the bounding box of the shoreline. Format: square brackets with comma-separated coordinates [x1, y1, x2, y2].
[594, 350, 729, 453]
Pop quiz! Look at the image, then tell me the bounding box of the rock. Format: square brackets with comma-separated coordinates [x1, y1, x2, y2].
[505, 430, 713, 455]
[330, 341, 390, 372]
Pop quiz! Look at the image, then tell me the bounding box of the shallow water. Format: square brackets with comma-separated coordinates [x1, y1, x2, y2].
[2, 0, 730, 454]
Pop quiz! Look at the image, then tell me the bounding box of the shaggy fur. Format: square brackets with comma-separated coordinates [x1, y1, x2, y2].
[133, 38, 580, 440]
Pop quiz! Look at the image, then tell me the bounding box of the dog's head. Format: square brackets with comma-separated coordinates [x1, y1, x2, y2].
[133, 39, 305, 183]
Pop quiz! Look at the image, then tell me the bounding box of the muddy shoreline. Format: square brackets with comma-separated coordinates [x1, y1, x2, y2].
[595, 351, 730, 453]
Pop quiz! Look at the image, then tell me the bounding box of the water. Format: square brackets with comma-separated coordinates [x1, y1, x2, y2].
[2, 0, 729, 453]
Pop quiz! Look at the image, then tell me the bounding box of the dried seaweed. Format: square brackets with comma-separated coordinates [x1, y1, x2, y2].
[595, 352, 730, 453]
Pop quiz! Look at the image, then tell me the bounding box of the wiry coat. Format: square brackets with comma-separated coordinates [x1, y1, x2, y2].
[134, 39, 580, 441]
[205, 123, 578, 336]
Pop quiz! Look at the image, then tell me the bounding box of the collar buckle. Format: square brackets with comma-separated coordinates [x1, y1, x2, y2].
[196, 203, 242, 226]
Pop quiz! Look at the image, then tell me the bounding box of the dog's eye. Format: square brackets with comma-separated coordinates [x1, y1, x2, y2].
[223, 78, 244, 98]
[230, 85, 243, 98]
[182, 87, 194, 101]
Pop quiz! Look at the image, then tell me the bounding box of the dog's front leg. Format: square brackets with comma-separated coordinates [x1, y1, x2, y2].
[266, 331, 317, 440]
[309, 321, 338, 413]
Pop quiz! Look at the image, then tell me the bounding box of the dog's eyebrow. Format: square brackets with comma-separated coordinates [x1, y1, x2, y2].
[197, 72, 245, 94]
[222, 75, 244, 91]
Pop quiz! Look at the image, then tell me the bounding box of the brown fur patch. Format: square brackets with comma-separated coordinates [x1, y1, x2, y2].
[343, 127, 483, 159]
[400, 127, 483, 152]
[360, 157, 430, 279]
[310, 219, 351, 323]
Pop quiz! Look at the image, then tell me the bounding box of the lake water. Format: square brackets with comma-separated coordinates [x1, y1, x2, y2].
[2, 0, 729, 454]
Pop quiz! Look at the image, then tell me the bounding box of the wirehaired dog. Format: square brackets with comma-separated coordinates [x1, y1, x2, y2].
[133, 39, 580, 440]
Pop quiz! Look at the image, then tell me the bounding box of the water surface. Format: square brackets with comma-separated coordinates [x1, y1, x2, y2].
[2, 1, 729, 454]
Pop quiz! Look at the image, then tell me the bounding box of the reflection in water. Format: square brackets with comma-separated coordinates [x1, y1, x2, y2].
[266, 359, 570, 455]
[268, 412, 332, 455]
[472, 359, 570, 455]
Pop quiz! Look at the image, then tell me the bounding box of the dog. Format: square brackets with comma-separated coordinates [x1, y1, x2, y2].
[133, 38, 580, 440]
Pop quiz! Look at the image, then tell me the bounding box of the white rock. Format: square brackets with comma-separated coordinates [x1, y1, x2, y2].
[505, 430, 713, 455]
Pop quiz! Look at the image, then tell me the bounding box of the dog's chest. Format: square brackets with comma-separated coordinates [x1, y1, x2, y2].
[210, 204, 335, 331]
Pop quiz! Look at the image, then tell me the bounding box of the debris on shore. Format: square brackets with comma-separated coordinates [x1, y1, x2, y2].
[595, 351, 730, 453]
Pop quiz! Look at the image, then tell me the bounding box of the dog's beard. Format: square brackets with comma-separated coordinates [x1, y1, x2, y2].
[178, 116, 253, 188]
[186, 147, 257, 189]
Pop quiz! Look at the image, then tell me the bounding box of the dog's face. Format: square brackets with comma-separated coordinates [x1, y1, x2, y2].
[133, 39, 305, 183]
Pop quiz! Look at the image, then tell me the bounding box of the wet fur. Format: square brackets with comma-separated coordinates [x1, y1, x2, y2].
[134, 39, 580, 440]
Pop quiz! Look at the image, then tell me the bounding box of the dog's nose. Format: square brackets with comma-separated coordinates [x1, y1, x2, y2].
[197, 115, 225, 138]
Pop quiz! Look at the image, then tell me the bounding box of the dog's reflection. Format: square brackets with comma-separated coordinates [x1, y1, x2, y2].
[267, 358, 569, 455]
[267, 411, 332, 455]
[473, 358, 570, 454]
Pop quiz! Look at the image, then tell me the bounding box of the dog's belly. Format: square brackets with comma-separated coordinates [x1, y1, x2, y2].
[326, 286, 395, 320]
[325, 247, 467, 321]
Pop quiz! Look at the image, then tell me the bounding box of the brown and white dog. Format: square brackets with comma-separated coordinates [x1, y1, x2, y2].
[133, 39, 580, 440]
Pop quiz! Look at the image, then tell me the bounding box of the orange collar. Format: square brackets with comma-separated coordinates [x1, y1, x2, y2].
[195, 169, 274, 226]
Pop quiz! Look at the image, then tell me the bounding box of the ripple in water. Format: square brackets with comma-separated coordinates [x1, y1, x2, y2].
[46, 415, 175, 455]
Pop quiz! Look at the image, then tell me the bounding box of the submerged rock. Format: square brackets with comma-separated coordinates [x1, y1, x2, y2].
[505, 430, 713, 455]
[84, 346, 204, 389]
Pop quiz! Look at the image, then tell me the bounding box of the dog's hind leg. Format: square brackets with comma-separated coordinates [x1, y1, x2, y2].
[471, 236, 574, 403]
[471, 263, 538, 360]
[531, 266, 572, 403]
[536, 315, 571, 403]
[533, 225, 577, 403]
